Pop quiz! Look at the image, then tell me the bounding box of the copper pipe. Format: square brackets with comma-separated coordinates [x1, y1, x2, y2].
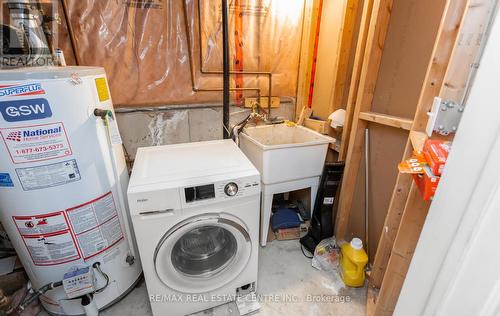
[182, 0, 271, 115]
[196, 0, 272, 112]
[195, 87, 260, 92]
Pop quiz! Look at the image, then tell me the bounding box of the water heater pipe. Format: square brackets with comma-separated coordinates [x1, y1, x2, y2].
[94, 109, 137, 261]
[222, 0, 230, 139]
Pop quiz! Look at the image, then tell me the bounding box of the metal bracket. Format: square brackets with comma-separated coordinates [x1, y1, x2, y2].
[426, 97, 465, 137]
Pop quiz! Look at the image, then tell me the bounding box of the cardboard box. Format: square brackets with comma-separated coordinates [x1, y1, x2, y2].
[274, 221, 311, 241]
[413, 166, 440, 201]
[423, 140, 451, 176]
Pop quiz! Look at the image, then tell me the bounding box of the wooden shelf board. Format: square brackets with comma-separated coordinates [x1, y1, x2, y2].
[359, 111, 413, 130]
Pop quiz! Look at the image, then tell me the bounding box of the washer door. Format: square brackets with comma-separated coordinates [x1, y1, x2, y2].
[154, 213, 252, 293]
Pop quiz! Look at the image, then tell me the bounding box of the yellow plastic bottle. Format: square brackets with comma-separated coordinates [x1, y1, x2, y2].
[339, 238, 368, 287]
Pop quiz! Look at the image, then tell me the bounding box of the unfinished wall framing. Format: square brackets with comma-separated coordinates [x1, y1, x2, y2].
[296, 0, 365, 162]
[334, 0, 498, 314]
[336, 0, 448, 253]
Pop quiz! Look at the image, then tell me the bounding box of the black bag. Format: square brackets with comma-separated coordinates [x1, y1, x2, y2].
[300, 162, 345, 254]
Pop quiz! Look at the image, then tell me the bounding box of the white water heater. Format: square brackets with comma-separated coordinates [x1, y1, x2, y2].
[0, 67, 142, 315]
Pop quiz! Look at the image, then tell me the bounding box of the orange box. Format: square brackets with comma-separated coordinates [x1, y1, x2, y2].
[413, 166, 440, 201]
[274, 221, 310, 241]
[423, 140, 451, 176]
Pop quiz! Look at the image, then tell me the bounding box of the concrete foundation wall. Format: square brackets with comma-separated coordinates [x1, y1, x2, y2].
[116, 103, 296, 159]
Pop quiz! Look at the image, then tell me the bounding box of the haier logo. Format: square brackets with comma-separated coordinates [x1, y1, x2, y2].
[0, 98, 52, 122]
[0, 83, 45, 97]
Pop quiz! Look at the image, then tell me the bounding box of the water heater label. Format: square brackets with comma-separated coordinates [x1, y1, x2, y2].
[94, 78, 110, 102]
[105, 114, 123, 145]
[0, 173, 14, 187]
[65, 192, 124, 261]
[0, 83, 45, 98]
[12, 212, 81, 266]
[0, 122, 72, 164]
[16, 159, 81, 191]
[0, 98, 52, 122]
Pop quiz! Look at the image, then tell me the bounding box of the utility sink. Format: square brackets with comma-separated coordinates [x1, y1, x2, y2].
[239, 124, 333, 185]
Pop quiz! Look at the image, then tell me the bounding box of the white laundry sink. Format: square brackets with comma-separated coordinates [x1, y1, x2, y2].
[239, 124, 333, 185]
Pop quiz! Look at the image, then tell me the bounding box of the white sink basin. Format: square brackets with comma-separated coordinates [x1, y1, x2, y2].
[239, 124, 333, 184]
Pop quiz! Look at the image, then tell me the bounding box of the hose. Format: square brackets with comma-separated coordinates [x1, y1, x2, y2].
[17, 281, 63, 312]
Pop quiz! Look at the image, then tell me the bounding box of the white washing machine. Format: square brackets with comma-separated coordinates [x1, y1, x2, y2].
[127, 140, 260, 316]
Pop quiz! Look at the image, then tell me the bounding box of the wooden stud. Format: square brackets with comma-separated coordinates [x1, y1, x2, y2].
[359, 112, 413, 131]
[309, 0, 348, 119]
[328, 0, 362, 115]
[368, 145, 412, 289]
[367, 285, 379, 316]
[335, 0, 395, 242]
[369, 172, 412, 288]
[409, 131, 429, 152]
[372, 185, 431, 315]
[297, 106, 313, 126]
[339, 0, 374, 160]
[295, 0, 321, 119]
[329, 142, 341, 153]
[304, 118, 334, 134]
[440, 0, 497, 103]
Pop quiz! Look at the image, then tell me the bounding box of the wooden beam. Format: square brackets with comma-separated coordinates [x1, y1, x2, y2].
[329, 142, 341, 153]
[374, 185, 430, 315]
[339, 0, 374, 160]
[440, 0, 497, 103]
[328, 0, 362, 114]
[305, 118, 332, 134]
[368, 154, 412, 289]
[359, 112, 413, 130]
[295, 0, 320, 119]
[369, 0, 491, 294]
[297, 106, 313, 125]
[370, 0, 472, 312]
[335, 0, 394, 241]
[409, 131, 428, 152]
[310, 0, 349, 119]
[367, 285, 379, 316]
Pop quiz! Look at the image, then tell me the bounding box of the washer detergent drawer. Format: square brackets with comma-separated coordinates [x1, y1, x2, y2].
[127, 187, 181, 216]
[154, 213, 251, 294]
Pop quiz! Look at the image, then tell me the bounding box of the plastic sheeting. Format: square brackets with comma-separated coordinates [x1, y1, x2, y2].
[65, 0, 304, 106]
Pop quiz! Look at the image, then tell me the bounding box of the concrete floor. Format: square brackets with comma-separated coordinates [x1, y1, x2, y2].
[95, 240, 367, 316]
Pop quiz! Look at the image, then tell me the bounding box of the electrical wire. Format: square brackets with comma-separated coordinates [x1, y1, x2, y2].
[93, 263, 110, 294]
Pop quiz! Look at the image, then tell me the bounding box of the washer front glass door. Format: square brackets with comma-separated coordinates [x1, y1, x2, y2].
[154, 214, 252, 293]
[171, 225, 237, 277]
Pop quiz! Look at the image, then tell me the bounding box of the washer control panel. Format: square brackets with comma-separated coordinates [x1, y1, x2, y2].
[130, 175, 261, 213]
[181, 176, 260, 206]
